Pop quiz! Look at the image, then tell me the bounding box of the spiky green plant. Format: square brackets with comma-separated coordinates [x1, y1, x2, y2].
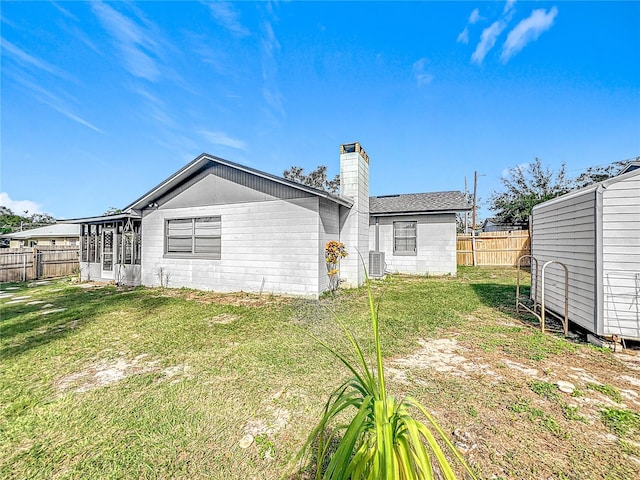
[300, 276, 477, 479]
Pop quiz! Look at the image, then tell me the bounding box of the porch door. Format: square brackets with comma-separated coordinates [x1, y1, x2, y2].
[101, 229, 116, 279]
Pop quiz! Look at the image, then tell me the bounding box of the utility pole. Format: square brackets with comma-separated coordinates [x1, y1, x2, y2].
[471, 171, 478, 266]
[464, 176, 469, 233]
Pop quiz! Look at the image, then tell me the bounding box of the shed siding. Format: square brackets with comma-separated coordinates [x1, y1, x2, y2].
[369, 214, 457, 275]
[531, 190, 597, 332]
[141, 182, 324, 296]
[601, 176, 640, 337]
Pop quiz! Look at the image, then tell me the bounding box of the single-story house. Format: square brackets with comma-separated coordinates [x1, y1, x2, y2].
[1, 224, 80, 249]
[66, 143, 471, 296]
[531, 165, 640, 340]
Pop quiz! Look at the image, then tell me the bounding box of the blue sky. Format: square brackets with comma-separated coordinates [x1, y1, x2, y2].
[1, 1, 639, 220]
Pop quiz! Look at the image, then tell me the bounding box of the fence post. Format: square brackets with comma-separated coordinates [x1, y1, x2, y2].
[23, 253, 27, 282]
[32, 247, 39, 280]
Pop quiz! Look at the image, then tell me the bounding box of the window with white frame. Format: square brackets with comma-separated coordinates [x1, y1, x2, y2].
[165, 216, 221, 258]
[393, 221, 417, 255]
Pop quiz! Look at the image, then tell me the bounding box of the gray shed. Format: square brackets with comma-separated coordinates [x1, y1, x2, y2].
[530, 167, 640, 340]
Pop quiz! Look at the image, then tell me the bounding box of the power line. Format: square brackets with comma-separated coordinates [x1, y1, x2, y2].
[564, 155, 640, 174]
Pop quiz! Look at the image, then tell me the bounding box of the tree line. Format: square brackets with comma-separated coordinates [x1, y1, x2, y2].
[282, 157, 636, 227]
[487, 158, 632, 225]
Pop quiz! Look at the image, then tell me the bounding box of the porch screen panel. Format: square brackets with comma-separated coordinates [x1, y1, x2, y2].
[89, 226, 97, 263]
[123, 233, 133, 264]
[133, 226, 141, 265]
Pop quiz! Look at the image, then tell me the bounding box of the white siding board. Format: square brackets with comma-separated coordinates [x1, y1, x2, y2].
[532, 171, 640, 339]
[531, 188, 596, 332]
[600, 176, 640, 336]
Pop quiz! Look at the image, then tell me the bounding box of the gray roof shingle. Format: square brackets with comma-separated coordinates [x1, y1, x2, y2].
[369, 191, 471, 215]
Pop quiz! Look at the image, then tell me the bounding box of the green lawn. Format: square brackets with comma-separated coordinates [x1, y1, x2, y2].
[1, 268, 638, 479]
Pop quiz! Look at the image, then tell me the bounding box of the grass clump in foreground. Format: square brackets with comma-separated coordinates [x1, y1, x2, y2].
[299, 276, 476, 480]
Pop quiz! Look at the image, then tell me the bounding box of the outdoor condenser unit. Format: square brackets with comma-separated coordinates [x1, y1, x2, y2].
[369, 251, 385, 278]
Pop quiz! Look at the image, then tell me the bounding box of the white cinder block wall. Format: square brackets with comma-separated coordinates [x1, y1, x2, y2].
[141, 197, 323, 296]
[318, 198, 340, 292]
[339, 143, 369, 287]
[370, 214, 458, 275]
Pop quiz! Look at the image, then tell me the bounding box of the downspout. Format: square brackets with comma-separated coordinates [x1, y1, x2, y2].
[374, 217, 380, 251]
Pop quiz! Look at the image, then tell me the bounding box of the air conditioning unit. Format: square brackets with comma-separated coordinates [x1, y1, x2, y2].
[369, 251, 385, 278]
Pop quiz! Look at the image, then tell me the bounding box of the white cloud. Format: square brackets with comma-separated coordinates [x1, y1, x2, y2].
[92, 2, 163, 81]
[208, 1, 250, 36]
[457, 26, 469, 44]
[501, 7, 558, 62]
[51, 1, 78, 21]
[471, 21, 507, 65]
[10, 76, 104, 133]
[503, 0, 517, 16]
[469, 8, 482, 24]
[0, 192, 44, 215]
[1, 38, 72, 80]
[412, 58, 434, 87]
[199, 130, 247, 151]
[260, 20, 285, 118]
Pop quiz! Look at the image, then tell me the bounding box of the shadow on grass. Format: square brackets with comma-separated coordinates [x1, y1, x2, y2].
[287, 433, 343, 480]
[0, 286, 173, 360]
[469, 282, 528, 311]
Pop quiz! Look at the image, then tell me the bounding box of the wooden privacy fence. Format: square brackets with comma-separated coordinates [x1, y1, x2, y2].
[0, 246, 79, 282]
[457, 231, 530, 266]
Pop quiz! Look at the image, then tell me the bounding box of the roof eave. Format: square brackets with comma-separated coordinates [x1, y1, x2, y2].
[370, 208, 470, 216]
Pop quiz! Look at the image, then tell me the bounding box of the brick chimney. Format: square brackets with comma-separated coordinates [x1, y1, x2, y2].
[339, 142, 369, 287]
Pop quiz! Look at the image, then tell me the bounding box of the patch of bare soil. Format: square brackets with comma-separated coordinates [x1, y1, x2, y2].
[55, 354, 192, 393]
[240, 388, 307, 463]
[207, 313, 239, 325]
[388, 314, 640, 480]
[153, 288, 293, 307]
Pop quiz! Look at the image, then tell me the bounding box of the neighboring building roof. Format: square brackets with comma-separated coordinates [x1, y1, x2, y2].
[61, 212, 141, 225]
[1, 223, 80, 240]
[619, 160, 640, 175]
[482, 218, 528, 227]
[123, 153, 354, 212]
[369, 191, 471, 215]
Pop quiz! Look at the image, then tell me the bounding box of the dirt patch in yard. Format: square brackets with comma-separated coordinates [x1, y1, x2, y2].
[55, 354, 192, 393]
[153, 288, 293, 307]
[387, 314, 640, 479]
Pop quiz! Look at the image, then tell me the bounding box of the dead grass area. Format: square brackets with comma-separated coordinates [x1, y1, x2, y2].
[152, 287, 294, 307]
[386, 311, 640, 479]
